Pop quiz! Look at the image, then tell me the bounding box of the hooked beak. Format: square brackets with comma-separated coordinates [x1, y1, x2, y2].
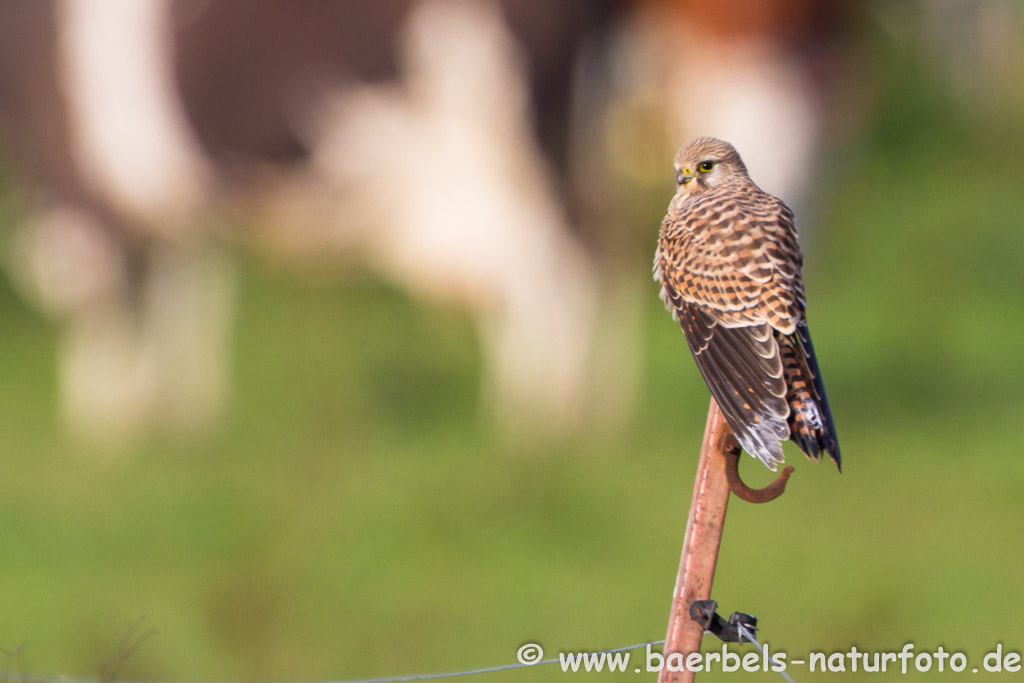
[677, 168, 694, 185]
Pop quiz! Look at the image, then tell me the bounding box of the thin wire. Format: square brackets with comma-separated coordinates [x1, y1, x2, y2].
[0, 640, 666, 683]
[323, 640, 663, 683]
[736, 624, 797, 683]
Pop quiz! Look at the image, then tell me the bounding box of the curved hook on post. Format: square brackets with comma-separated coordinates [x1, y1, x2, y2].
[719, 434, 794, 504]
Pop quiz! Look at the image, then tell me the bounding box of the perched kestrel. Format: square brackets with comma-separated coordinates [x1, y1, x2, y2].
[654, 137, 840, 471]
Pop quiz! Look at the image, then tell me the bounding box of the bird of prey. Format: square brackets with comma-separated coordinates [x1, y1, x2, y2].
[654, 137, 840, 471]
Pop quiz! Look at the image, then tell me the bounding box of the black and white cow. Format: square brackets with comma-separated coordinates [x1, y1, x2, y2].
[0, 0, 848, 446]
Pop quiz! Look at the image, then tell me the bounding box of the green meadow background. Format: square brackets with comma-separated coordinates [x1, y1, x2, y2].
[1, 10, 1023, 683]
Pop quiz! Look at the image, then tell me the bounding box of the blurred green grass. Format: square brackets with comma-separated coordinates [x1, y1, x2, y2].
[2, 29, 1024, 683]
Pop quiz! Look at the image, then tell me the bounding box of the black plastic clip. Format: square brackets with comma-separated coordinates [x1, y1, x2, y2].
[689, 600, 758, 643]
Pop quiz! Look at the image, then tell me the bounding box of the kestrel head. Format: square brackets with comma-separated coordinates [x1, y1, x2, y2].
[673, 137, 748, 195]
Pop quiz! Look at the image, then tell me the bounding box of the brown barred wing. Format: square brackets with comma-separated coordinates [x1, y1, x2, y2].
[669, 188, 806, 335]
[675, 298, 791, 470]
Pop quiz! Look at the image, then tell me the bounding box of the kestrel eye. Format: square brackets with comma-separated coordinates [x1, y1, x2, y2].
[698, 161, 715, 173]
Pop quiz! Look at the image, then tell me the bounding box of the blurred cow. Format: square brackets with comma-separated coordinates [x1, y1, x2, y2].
[0, 0, 618, 445]
[0, 0, 867, 448]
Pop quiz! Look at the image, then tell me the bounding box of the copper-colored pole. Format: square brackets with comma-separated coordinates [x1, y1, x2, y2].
[658, 399, 734, 682]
